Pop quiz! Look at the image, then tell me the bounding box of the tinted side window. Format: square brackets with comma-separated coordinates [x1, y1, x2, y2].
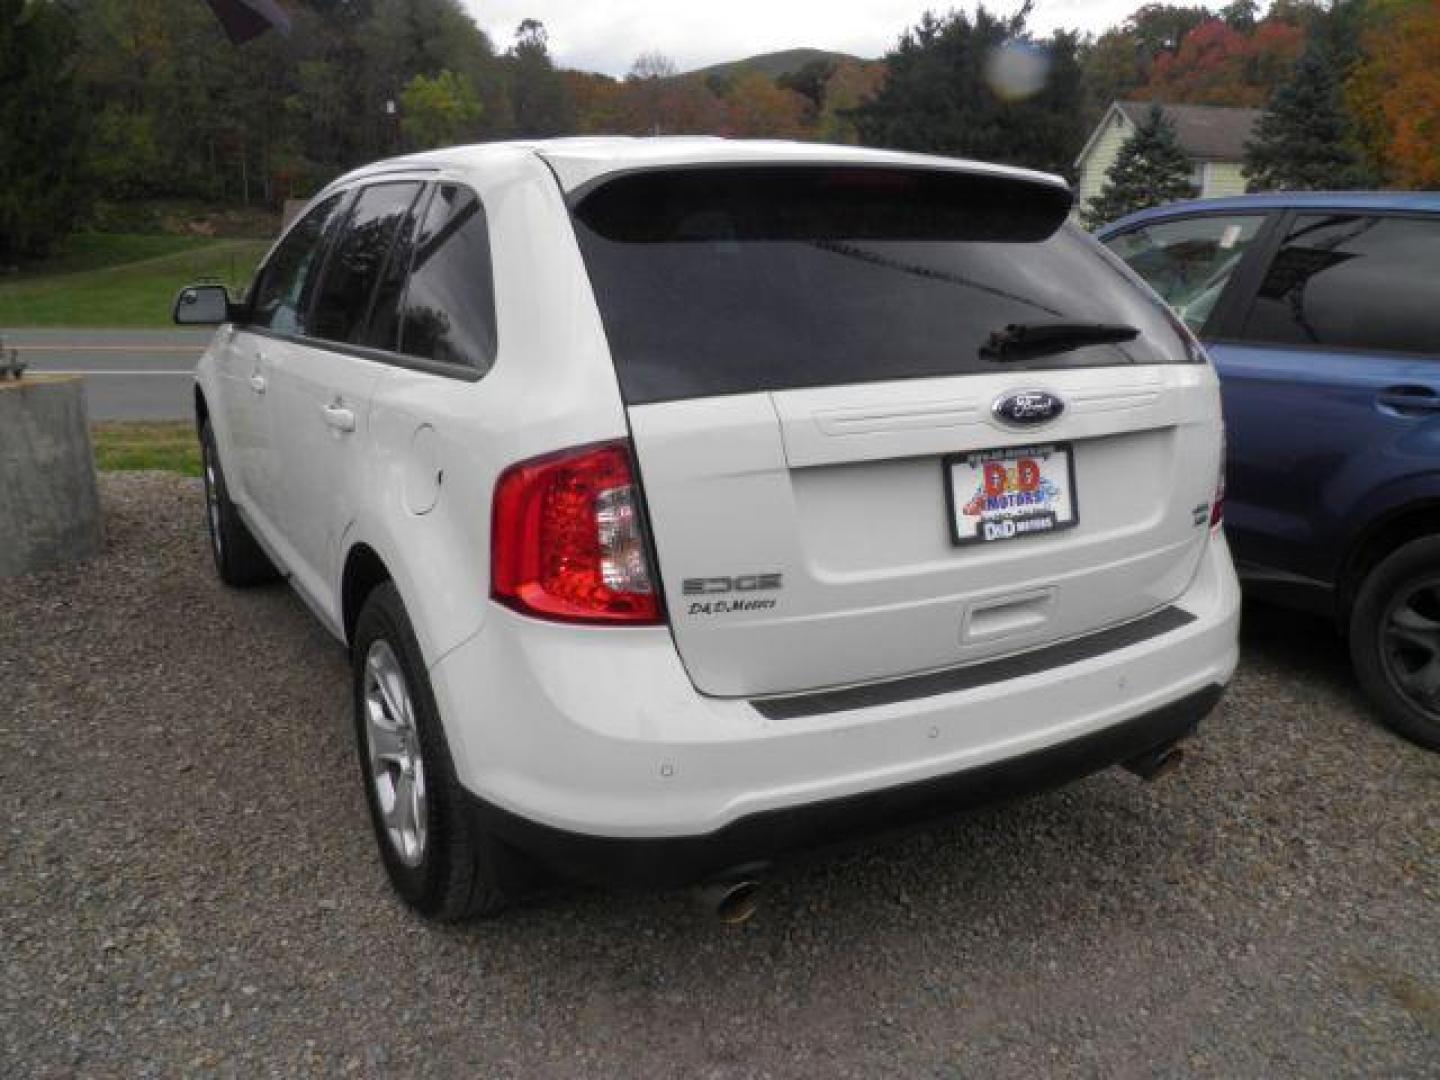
[398, 184, 497, 373]
[311, 181, 423, 345]
[249, 193, 346, 334]
[362, 187, 425, 352]
[1103, 214, 1265, 334]
[1242, 214, 1440, 356]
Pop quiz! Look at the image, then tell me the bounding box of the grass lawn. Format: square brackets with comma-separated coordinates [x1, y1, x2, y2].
[92, 422, 201, 477]
[0, 233, 270, 328]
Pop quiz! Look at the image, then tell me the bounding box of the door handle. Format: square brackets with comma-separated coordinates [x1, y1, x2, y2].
[1377, 386, 1440, 415]
[323, 402, 356, 433]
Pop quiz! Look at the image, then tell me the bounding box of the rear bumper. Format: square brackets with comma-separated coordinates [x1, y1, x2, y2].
[465, 682, 1223, 890]
[430, 532, 1239, 847]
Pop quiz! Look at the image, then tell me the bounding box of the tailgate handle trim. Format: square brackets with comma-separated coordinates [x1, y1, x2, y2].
[965, 589, 1055, 643]
[751, 606, 1196, 720]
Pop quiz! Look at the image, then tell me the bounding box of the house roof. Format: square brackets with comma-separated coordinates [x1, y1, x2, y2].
[1115, 101, 1262, 161]
[1076, 101, 1262, 168]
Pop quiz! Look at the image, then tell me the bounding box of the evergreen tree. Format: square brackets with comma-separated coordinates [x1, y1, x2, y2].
[852, 7, 1087, 177]
[1243, 43, 1373, 191]
[0, 0, 91, 264]
[1082, 104, 1198, 229]
[506, 19, 575, 137]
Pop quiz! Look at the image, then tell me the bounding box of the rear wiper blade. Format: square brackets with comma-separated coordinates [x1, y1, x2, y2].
[982, 320, 1139, 361]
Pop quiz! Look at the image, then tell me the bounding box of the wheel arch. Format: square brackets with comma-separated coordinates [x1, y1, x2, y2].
[1337, 499, 1440, 620]
[342, 542, 394, 650]
[194, 384, 209, 435]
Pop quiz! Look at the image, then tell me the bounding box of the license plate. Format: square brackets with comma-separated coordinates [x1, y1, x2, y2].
[945, 443, 1078, 545]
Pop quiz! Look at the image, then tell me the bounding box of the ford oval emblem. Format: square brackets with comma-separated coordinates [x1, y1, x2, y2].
[993, 389, 1064, 427]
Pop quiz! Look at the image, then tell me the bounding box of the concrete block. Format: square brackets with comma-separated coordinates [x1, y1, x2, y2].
[0, 376, 104, 577]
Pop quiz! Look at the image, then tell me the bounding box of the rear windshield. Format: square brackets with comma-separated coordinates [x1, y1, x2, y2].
[571, 167, 1198, 405]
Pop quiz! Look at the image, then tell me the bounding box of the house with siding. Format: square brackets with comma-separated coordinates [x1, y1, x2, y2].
[1075, 101, 1261, 221]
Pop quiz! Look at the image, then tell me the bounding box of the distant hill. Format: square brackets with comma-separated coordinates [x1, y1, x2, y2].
[687, 48, 867, 82]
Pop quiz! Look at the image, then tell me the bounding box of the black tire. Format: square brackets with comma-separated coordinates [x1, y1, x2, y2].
[1349, 536, 1440, 752]
[351, 581, 524, 919]
[199, 419, 279, 587]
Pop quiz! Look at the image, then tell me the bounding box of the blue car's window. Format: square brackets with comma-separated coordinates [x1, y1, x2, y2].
[1103, 214, 1265, 334]
[1243, 214, 1440, 357]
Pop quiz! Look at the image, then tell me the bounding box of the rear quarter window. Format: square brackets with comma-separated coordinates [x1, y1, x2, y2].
[310, 181, 423, 346]
[394, 184, 498, 374]
[571, 166, 1200, 405]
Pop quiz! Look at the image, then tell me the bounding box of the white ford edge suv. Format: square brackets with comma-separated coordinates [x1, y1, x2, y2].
[175, 138, 1240, 919]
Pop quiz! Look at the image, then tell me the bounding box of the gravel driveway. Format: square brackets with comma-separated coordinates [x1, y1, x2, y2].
[2, 473, 1436, 1078]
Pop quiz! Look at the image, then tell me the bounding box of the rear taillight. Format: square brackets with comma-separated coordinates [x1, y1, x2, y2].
[1210, 427, 1226, 529]
[491, 441, 662, 624]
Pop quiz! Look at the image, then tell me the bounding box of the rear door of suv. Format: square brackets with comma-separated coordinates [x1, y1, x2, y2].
[263, 178, 427, 613]
[567, 164, 1226, 698]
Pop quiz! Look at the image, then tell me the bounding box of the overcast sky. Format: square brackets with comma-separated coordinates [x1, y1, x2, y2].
[462, 1, 1183, 77]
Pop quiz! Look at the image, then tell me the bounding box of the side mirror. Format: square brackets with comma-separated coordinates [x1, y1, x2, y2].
[173, 284, 236, 326]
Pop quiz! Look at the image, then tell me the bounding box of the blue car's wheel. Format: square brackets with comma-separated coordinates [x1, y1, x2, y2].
[1351, 537, 1440, 752]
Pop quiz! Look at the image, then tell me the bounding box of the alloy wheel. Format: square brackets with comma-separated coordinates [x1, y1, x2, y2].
[1380, 579, 1440, 718]
[362, 639, 429, 867]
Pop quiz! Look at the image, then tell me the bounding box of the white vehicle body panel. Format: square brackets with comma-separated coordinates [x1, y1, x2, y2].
[430, 533, 1238, 837]
[190, 137, 1240, 851]
[632, 363, 1222, 697]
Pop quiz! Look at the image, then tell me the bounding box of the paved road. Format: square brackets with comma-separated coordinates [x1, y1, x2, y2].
[1, 473, 1435, 1077]
[3, 328, 211, 421]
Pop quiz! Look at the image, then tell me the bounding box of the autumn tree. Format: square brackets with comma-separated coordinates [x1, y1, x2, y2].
[1128, 3, 1216, 54]
[567, 70, 625, 133]
[1347, 0, 1440, 186]
[1082, 104, 1198, 228]
[778, 58, 837, 124]
[1139, 16, 1304, 106]
[817, 59, 886, 143]
[646, 78, 727, 136]
[1244, 42, 1373, 190]
[629, 50, 677, 80]
[626, 50, 678, 134]
[722, 71, 808, 139]
[1082, 4, 1314, 123]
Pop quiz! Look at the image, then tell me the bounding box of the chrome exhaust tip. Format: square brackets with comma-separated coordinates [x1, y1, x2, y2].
[1123, 744, 1185, 782]
[694, 878, 763, 925]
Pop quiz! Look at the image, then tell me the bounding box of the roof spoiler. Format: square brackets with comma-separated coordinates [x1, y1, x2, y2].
[571, 164, 1074, 245]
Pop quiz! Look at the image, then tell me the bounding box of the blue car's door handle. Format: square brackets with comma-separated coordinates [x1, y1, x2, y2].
[1377, 386, 1440, 415]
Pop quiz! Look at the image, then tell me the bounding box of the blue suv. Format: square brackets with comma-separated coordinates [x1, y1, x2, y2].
[1098, 193, 1440, 750]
